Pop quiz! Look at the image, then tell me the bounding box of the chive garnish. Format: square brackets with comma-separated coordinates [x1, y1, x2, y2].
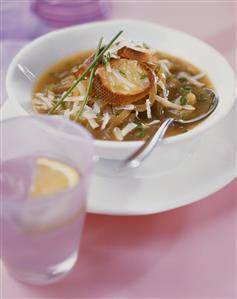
[183, 86, 191, 92]
[48, 30, 123, 114]
[180, 96, 187, 105]
[74, 38, 103, 122]
[135, 131, 145, 138]
[142, 42, 150, 49]
[179, 85, 192, 103]
[102, 52, 111, 65]
[155, 64, 162, 74]
[178, 77, 188, 83]
[140, 73, 147, 80]
[119, 70, 127, 78]
[167, 74, 176, 81]
[135, 123, 145, 138]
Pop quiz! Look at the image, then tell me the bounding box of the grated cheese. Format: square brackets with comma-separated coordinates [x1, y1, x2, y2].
[63, 109, 71, 119]
[101, 112, 110, 130]
[58, 71, 68, 78]
[88, 118, 99, 129]
[92, 102, 100, 114]
[146, 99, 152, 119]
[64, 96, 85, 102]
[124, 44, 152, 54]
[156, 95, 195, 111]
[76, 82, 86, 96]
[192, 72, 206, 80]
[174, 96, 182, 105]
[61, 77, 71, 85]
[182, 104, 195, 111]
[113, 122, 137, 140]
[106, 41, 125, 56]
[34, 102, 49, 110]
[156, 95, 182, 110]
[71, 66, 79, 73]
[115, 104, 135, 111]
[70, 102, 80, 116]
[147, 120, 160, 126]
[84, 104, 93, 111]
[157, 79, 168, 99]
[158, 59, 171, 66]
[111, 69, 137, 89]
[35, 92, 44, 97]
[157, 60, 172, 76]
[113, 127, 124, 141]
[35, 94, 53, 108]
[121, 122, 137, 137]
[108, 40, 153, 56]
[106, 62, 112, 73]
[82, 110, 97, 120]
[178, 72, 205, 87]
[47, 90, 55, 100]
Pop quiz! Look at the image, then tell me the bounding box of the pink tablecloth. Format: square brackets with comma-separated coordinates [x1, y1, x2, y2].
[2, 180, 237, 298]
[2, 1, 236, 298]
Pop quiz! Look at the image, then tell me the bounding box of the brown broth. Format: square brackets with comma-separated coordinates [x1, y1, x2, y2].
[33, 51, 93, 95]
[32, 50, 214, 141]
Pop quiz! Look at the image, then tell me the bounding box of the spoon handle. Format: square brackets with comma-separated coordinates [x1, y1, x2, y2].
[121, 117, 174, 169]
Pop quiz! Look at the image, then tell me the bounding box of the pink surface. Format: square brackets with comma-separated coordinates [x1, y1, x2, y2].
[2, 180, 237, 298]
[2, 1, 237, 298]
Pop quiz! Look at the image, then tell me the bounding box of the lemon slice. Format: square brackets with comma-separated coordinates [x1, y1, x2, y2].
[29, 157, 80, 198]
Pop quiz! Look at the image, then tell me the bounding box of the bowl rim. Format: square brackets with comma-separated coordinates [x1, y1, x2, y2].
[6, 19, 237, 149]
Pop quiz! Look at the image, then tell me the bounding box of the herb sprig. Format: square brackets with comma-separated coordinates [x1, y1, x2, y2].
[155, 64, 162, 74]
[74, 38, 103, 122]
[178, 77, 188, 83]
[180, 96, 187, 106]
[119, 69, 127, 78]
[102, 52, 111, 65]
[48, 30, 123, 114]
[135, 122, 145, 138]
[142, 42, 150, 49]
[179, 86, 192, 105]
[140, 73, 147, 80]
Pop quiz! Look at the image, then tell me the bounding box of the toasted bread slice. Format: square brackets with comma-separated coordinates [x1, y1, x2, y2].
[117, 46, 150, 63]
[93, 59, 154, 106]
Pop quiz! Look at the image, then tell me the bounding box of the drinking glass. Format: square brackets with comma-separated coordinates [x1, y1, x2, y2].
[32, 0, 108, 32]
[1, 115, 94, 285]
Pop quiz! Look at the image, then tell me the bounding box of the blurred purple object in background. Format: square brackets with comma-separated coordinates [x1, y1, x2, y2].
[1, 0, 108, 40]
[1, 1, 39, 39]
[32, 0, 108, 29]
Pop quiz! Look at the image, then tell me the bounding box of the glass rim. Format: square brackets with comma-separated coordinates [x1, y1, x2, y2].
[1, 115, 94, 210]
[1, 114, 94, 144]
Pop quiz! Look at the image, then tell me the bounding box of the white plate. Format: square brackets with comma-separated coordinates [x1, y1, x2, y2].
[1, 99, 236, 215]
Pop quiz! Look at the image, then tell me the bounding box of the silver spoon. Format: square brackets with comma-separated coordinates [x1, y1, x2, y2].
[120, 88, 219, 170]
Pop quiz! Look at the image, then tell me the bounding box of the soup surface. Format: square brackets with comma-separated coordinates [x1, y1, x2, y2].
[33, 41, 214, 141]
